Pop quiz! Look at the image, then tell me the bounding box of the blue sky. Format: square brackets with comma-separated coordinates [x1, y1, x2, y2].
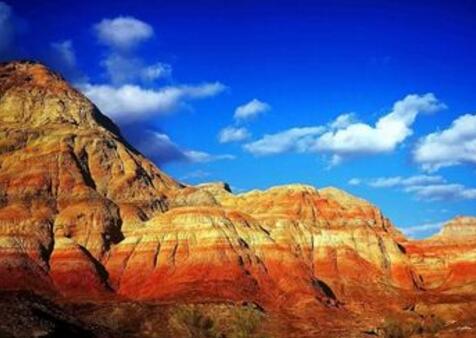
[1, 0, 476, 238]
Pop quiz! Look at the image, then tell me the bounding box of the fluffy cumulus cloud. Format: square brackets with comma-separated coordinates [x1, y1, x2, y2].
[329, 113, 358, 130]
[218, 126, 251, 143]
[234, 99, 271, 121]
[244, 94, 445, 162]
[244, 127, 325, 155]
[85, 15, 229, 165]
[101, 54, 172, 85]
[81, 82, 226, 122]
[354, 174, 476, 201]
[91, 16, 172, 85]
[134, 131, 234, 165]
[94, 16, 153, 50]
[313, 93, 445, 163]
[413, 114, 476, 171]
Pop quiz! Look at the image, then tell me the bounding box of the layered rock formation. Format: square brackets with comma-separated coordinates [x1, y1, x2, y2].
[0, 61, 476, 331]
[0, 61, 181, 298]
[404, 217, 476, 293]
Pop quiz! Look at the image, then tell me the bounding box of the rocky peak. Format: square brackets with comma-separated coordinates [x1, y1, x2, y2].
[242, 183, 319, 197]
[318, 186, 368, 207]
[435, 216, 476, 240]
[0, 61, 119, 134]
[196, 181, 232, 194]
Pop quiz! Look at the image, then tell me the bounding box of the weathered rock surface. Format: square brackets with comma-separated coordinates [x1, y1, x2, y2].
[404, 217, 476, 293]
[0, 61, 181, 297]
[1, 61, 476, 333]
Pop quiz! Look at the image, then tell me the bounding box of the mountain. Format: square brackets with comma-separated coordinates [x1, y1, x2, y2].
[404, 216, 476, 292]
[0, 61, 475, 337]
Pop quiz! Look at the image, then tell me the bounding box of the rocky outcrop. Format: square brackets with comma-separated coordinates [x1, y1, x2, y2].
[404, 217, 476, 293]
[204, 183, 419, 308]
[1, 62, 476, 326]
[0, 61, 181, 297]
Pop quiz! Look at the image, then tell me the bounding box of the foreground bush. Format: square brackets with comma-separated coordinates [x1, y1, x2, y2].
[379, 315, 445, 338]
[168, 303, 269, 338]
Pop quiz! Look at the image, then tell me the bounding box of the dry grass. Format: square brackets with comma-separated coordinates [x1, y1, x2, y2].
[69, 301, 270, 338]
[379, 315, 445, 338]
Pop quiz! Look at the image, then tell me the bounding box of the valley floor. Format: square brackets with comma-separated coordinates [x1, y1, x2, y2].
[1, 291, 476, 338]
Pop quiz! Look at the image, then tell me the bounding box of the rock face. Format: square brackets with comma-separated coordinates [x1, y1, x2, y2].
[0, 61, 475, 323]
[0, 61, 181, 298]
[404, 217, 476, 292]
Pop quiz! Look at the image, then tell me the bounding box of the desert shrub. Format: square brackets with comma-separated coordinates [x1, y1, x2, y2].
[228, 306, 265, 338]
[380, 315, 445, 338]
[167, 303, 270, 338]
[168, 305, 221, 338]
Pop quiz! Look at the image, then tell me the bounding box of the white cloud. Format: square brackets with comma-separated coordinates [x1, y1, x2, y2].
[401, 221, 444, 237]
[141, 62, 172, 81]
[234, 99, 270, 121]
[413, 114, 476, 171]
[244, 94, 445, 162]
[404, 184, 476, 201]
[80, 82, 226, 122]
[348, 178, 361, 186]
[184, 150, 235, 163]
[330, 113, 358, 130]
[244, 127, 325, 156]
[313, 94, 445, 158]
[101, 54, 172, 84]
[94, 16, 153, 50]
[101, 54, 142, 84]
[358, 174, 476, 201]
[368, 175, 444, 188]
[218, 126, 250, 143]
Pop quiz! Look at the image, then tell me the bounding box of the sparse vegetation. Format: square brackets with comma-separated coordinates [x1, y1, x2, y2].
[68, 302, 270, 338]
[168, 303, 269, 338]
[228, 305, 265, 338]
[168, 305, 220, 338]
[379, 315, 446, 338]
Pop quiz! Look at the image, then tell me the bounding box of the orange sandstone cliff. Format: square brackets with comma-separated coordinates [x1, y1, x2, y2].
[0, 61, 476, 336]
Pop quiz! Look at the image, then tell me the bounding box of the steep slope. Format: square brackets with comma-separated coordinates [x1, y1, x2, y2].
[0, 62, 328, 310]
[0, 61, 181, 297]
[2, 62, 476, 336]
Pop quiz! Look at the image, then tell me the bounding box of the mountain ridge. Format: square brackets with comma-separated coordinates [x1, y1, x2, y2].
[1, 61, 476, 337]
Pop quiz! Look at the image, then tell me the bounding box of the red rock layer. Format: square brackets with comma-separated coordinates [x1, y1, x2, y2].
[204, 184, 420, 307]
[0, 61, 475, 318]
[404, 217, 476, 293]
[0, 61, 180, 297]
